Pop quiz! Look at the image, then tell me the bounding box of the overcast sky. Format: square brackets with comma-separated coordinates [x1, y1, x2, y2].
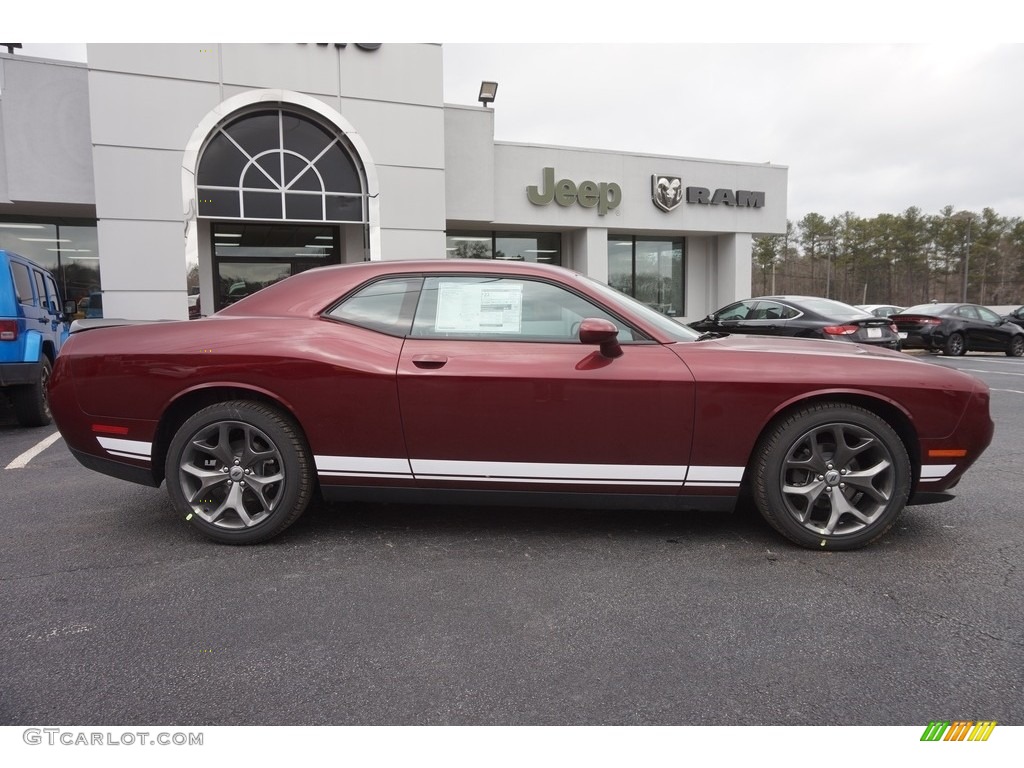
[442, 43, 1024, 223]
[13, 27, 1024, 225]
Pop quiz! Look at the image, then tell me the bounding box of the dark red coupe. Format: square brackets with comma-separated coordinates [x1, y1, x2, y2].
[50, 260, 993, 550]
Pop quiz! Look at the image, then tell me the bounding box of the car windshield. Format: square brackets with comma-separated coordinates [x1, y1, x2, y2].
[584, 277, 701, 342]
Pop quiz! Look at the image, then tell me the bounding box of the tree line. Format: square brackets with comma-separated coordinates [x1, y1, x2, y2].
[752, 206, 1024, 308]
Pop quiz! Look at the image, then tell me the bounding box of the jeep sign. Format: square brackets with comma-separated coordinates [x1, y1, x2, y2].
[527, 167, 621, 216]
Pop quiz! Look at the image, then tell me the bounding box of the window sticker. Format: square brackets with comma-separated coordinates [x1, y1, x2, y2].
[435, 282, 523, 334]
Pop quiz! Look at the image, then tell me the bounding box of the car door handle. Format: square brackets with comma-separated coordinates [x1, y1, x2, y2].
[411, 354, 448, 369]
[38, 317, 49, 324]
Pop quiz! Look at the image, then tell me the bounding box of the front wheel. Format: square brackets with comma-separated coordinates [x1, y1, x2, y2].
[164, 400, 314, 544]
[752, 403, 911, 550]
[1007, 335, 1024, 357]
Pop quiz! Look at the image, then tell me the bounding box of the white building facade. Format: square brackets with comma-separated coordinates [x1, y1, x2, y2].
[0, 43, 788, 322]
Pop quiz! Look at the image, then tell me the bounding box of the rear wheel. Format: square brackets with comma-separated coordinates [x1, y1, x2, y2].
[943, 331, 966, 356]
[12, 356, 53, 427]
[752, 403, 911, 550]
[1007, 335, 1024, 357]
[164, 400, 314, 544]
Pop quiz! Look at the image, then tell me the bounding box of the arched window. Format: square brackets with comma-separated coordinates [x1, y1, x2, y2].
[196, 108, 366, 223]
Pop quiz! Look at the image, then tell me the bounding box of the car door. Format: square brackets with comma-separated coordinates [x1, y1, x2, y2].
[952, 305, 985, 349]
[730, 300, 792, 336]
[975, 305, 1017, 350]
[706, 300, 756, 334]
[397, 275, 696, 493]
[39, 270, 70, 347]
[14, 262, 47, 335]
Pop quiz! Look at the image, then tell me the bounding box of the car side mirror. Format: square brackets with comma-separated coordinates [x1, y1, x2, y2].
[63, 299, 78, 316]
[578, 317, 623, 359]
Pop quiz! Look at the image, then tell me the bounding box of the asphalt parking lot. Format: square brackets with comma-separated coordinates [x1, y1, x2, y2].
[0, 353, 1022, 727]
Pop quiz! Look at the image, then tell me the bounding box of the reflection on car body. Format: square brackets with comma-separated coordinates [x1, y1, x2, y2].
[49, 260, 993, 551]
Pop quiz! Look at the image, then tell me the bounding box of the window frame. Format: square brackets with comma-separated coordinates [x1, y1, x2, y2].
[321, 272, 652, 344]
[409, 274, 647, 344]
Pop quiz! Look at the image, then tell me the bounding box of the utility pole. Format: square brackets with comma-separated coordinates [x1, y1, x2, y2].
[961, 215, 972, 303]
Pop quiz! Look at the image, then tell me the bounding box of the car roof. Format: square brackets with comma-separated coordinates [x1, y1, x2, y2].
[216, 259, 588, 319]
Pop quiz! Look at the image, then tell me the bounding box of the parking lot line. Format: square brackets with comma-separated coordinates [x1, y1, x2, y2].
[5, 431, 63, 469]
[959, 368, 1024, 377]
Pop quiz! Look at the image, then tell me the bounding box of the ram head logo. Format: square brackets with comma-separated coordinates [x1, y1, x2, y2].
[652, 175, 682, 212]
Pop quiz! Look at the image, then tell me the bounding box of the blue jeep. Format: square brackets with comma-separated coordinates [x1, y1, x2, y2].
[1, 250, 76, 426]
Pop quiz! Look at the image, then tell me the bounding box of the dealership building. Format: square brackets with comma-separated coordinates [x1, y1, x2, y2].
[0, 43, 788, 322]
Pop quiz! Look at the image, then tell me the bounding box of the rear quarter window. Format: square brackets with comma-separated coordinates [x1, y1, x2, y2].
[324, 277, 423, 336]
[11, 262, 35, 306]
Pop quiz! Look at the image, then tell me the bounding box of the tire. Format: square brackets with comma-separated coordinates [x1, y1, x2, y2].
[12, 356, 53, 427]
[752, 403, 911, 551]
[1007, 335, 1024, 357]
[943, 331, 966, 356]
[164, 400, 314, 544]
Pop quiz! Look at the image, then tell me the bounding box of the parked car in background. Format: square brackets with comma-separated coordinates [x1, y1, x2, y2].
[1003, 305, 1024, 329]
[76, 291, 103, 319]
[689, 296, 901, 350]
[857, 304, 904, 318]
[1, 249, 75, 426]
[49, 260, 993, 551]
[892, 302, 1024, 356]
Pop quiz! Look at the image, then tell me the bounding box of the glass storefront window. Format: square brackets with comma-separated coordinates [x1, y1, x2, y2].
[197, 108, 365, 224]
[446, 231, 561, 265]
[609, 235, 685, 317]
[211, 222, 339, 311]
[446, 233, 493, 259]
[0, 220, 101, 317]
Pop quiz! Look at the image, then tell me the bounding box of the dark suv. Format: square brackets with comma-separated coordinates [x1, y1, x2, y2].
[1, 250, 75, 426]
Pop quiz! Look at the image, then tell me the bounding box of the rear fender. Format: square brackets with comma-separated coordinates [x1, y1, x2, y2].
[22, 329, 43, 363]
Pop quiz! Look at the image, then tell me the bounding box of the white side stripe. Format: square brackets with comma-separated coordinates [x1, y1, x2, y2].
[919, 464, 956, 481]
[315, 455, 412, 478]
[311, 455, 754, 489]
[685, 466, 744, 486]
[97, 437, 152, 461]
[410, 459, 688, 484]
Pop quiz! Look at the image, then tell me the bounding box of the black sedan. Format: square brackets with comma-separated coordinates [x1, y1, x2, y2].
[892, 303, 1024, 356]
[1004, 305, 1024, 329]
[689, 296, 901, 349]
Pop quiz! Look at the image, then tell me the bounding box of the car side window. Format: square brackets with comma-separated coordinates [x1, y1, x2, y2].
[33, 270, 49, 310]
[325, 277, 423, 336]
[750, 301, 792, 320]
[976, 307, 1001, 323]
[718, 302, 752, 321]
[42, 273, 61, 314]
[956, 305, 980, 320]
[411, 276, 635, 343]
[11, 262, 35, 306]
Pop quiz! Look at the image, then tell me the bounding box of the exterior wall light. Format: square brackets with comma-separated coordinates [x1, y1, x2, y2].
[478, 81, 498, 107]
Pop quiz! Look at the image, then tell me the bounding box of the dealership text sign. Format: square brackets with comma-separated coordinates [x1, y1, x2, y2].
[527, 168, 765, 216]
[653, 174, 765, 212]
[527, 168, 621, 215]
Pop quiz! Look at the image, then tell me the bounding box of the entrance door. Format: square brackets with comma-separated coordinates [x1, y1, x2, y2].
[210, 222, 340, 311]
